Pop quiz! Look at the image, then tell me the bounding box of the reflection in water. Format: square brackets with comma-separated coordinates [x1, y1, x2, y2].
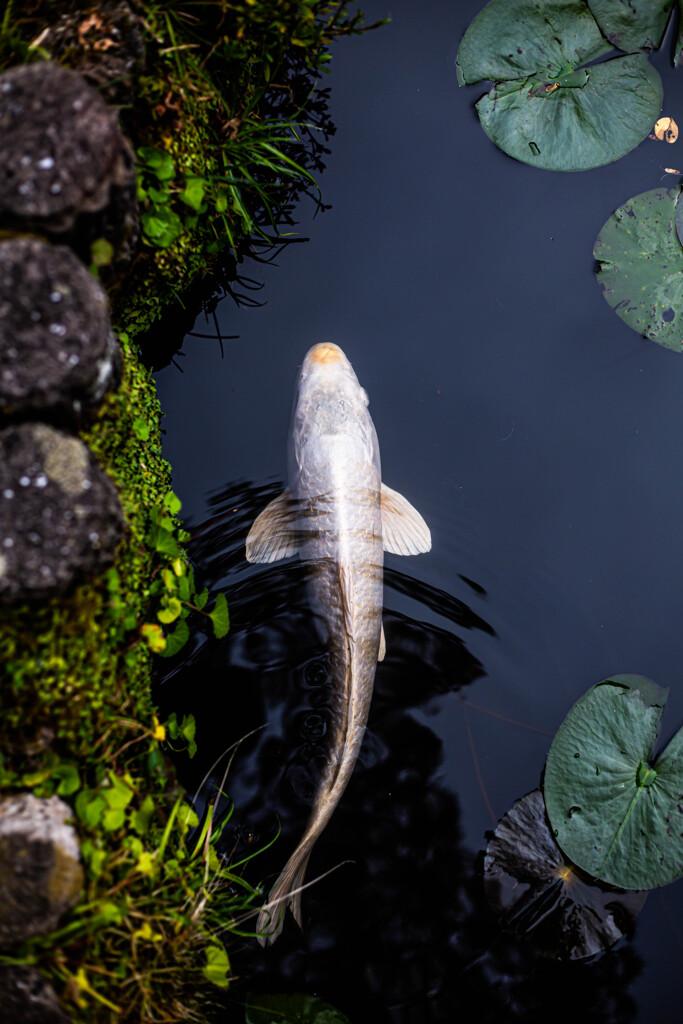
[138, 240, 298, 371]
[484, 790, 647, 962]
[155, 480, 642, 1023]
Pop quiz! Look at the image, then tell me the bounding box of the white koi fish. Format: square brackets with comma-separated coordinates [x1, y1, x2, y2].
[246, 342, 431, 944]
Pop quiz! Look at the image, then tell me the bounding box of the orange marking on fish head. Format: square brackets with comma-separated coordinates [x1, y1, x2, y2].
[308, 343, 344, 365]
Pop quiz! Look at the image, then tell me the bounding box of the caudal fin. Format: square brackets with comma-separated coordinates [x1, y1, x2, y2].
[256, 845, 312, 946]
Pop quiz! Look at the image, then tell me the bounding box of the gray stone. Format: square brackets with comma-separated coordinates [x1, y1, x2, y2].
[0, 422, 124, 604]
[0, 61, 138, 252]
[0, 794, 83, 949]
[0, 236, 121, 418]
[0, 967, 71, 1024]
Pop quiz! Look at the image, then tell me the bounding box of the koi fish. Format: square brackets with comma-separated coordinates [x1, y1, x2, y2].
[246, 342, 431, 944]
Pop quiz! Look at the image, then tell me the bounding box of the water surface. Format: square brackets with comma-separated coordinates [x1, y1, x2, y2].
[156, 2, 683, 1019]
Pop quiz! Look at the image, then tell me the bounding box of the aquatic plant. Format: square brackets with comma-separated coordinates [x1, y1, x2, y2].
[457, 1, 683, 350]
[594, 185, 683, 351]
[544, 674, 683, 890]
[457, 0, 664, 171]
[486, 674, 683, 959]
[586, 0, 674, 52]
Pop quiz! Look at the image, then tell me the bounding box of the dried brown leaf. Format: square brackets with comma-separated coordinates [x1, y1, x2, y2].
[653, 116, 678, 143]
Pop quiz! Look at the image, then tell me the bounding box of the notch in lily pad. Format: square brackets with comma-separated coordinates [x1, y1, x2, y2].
[544, 674, 683, 890]
[586, 0, 675, 53]
[456, 0, 663, 171]
[594, 185, 683, 351]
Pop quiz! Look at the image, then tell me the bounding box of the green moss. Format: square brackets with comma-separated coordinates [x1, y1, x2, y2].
[0, 334, 163, 760]
[0, 2, 384, 1019]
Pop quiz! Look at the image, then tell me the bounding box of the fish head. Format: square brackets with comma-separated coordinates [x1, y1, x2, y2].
[289, 343, 380, 474]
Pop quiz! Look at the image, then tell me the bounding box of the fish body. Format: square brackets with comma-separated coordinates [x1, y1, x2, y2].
[246, 343, 431, 943]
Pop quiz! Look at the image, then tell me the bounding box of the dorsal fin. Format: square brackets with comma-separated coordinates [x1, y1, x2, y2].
[338, 563, 355, 637]
[381, 483, 431, 555]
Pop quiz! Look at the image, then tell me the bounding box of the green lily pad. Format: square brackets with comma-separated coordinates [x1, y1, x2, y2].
[587, 0, 674, 52]
[244, 993, 351, 1024]
[485, 789, 647, 960]
[544, 674, 683, 890]
[457, 0, 611, 87]
[594, 186, 683, 352]
[676, 1, 683, 66]
[457, 0, 663, 171]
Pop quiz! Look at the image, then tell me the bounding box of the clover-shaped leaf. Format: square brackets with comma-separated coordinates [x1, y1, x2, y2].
[544, 674, 683, 889]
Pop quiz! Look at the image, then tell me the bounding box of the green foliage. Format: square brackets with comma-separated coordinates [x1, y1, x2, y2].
[587, 0, 674, 51]
[203, 942, 231, 988]
[245, 992, 352, 1024]
[594, 185, 683, 351]
[0, 2, 381, 1020]
[0, 334, 166, 757]
[209, 592, 231, 639]
[165, 712, 198, 759]
[137, 147, 184, 248]
[143, 503, 230, 656]
[90, 237, 114, 269]
[544, 674, 683, 890]
[0, 333, 231, 1021]
[115, 0, 385, 321]
[0, 0, 386, 333]
[457, 0, 663, 171]
[180, 176, 207, 213]
[457, 0, 611, 87]
[5, 778, 263, 1021]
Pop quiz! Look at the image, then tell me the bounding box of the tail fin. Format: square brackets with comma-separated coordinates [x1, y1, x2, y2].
[256, 844, 312, 947]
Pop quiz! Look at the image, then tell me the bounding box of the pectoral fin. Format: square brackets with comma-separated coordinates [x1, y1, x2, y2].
[381, 484, 432, 555]
[246, 490, 299, 563]
[378, 623, 386, 662]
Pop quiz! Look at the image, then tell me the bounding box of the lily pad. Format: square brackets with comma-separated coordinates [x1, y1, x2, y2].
[594, 186, 683, 351]
[456, 0, 663, 171]
[676, 1, 683, 66]
[544, 675, 683, 890]
[485, 789, 647, 960]
[457, 0, 611, 87]
[587, 0, 674, 52]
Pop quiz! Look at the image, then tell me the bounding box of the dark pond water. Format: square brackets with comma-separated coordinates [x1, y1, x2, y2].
[154, 2, 683, 1020]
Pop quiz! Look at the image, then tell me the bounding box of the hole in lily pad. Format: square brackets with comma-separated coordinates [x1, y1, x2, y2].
[484, 789, 647, 961]
[594, 187, 683, 352]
